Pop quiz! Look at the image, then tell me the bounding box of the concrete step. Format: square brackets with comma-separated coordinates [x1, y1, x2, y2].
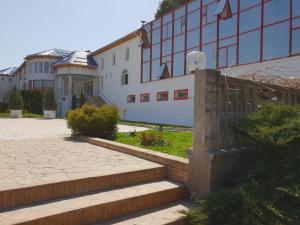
[0, 166, 166, 211]
[0, 181, 187, 225]
[94, 201, 191, 225]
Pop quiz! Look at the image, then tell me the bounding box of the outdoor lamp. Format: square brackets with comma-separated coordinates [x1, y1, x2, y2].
[186, 51, 207, 74]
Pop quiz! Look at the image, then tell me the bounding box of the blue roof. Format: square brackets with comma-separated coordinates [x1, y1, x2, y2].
[53, 50, 98, 68]
[26, 48, 73, 59]
[0, 67, 17, 76]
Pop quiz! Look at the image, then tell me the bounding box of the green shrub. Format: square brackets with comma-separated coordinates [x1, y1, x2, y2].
[21, 90, 43, 114]
[140, 132, 166, 146]
[186, 103, 300, 225]
[43, 88, 57, 111]
[9, 87, 24, 110]
[67, 104, 119, 140]
[0, 102, 8, 112]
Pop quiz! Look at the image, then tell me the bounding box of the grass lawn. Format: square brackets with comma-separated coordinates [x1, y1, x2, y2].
[0, 112, 43, 118]
[116, 130, 192, 158]
[120, 120, 192, 130]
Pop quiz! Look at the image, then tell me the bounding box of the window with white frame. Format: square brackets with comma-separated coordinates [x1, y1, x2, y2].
[34, 62, 38, 74]
[112, 53, 116, 65]
[39, 62, 43, 73]
[121, 70, 129, 86]
[101, 58, 104, 69]
[125, 47, 130, 61]
[44, 62, 50, 73]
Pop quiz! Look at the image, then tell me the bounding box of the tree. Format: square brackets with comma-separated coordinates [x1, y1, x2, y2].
[9, 87, 24, 110]
[43, 88, 57, 111]
[155, 0, 189, 18]
[71, 95, 78, 110]
[79, 93, 86, 107]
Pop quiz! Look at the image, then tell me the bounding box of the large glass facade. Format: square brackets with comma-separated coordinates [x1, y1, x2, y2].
[141, 0, 300, 83]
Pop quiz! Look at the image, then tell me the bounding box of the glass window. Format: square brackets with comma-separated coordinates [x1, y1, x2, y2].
[292, 29, 300, 55]
[125, 48, 130, 61]
[293, 18, 300, 28]
[152, 44, 160, 59]
[152, 28, 161, 44]
[202, 23, 217, 44]
[157, 92, 168, 101]
[163, 13, 172, 24]
[240, 6, 261, 33]
[175, 6, 185, 19]
[34, 62, 38, 74]
[33, 80, 42, 90]
[152, 18, 161, 29]
[140, 93, 150, 102]
[162, 40, 172, 56]
[239, 30, 261, 64]
[174, 17, 185, 35]
[263, 22, 289, 60]
[173, 52, 185, 77]
[112, 53, 116, 65]
[240, 0, 260, 10]
[174, 34, 185, 52]
[121, 70, 129, 85]
[44, 62, 49, 73]
[202, 43, 217, 69]
[174, 89, 188, 100]
[187, 10, 200, 30]
[219, 15, 237, 39]
[143, 49, 150, 62]
[188, 0, 200, 12]
[206, 2, 218, 23]
[39, 62, 43, 73]
[101, 58, 104, 69]
[264, 0, 290, 25]
[43, 80, 54, 88]
[187, 29, 200, 49]
[163, 23, 172, 40]
[152, 59, 161, 81]
[293, 0, 300, 17]
[127, 95, 135, 103]
[142, 62, 150, 82]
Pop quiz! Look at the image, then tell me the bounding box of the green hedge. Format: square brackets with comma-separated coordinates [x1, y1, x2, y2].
[21, 90, 43, 114]
[186, 103, 300, 225]
[67, 104, 119, 140]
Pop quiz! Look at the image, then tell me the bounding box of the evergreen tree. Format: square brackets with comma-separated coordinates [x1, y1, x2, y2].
[43, 88, 57, 111]
[155, 0, 189, 18]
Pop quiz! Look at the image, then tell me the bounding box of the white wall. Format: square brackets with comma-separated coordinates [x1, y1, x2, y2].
[93, 37, 195, 126]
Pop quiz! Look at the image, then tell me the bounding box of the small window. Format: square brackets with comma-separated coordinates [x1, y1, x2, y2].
[112, 53, 116, 65]
[125, 48, 130, 61]
[157, 91, 168, 101]
[140, 93, 150, 102]
[101, 58, 104, 70]
[9, 78, 12, 82]
[121, 70, 129, 86]
[127, 95, 136, 103]
[44, 62, 49, 73]
[174, 89, 188, 100]
[34, 62, 38, 73]
[39, 62, 43, 73]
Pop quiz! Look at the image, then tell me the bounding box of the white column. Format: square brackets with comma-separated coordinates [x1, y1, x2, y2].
[68, 75, 72, 96]
[58, 76, 62, 96]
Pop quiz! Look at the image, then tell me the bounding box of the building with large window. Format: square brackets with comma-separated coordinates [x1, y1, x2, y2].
[1, 0, 300, 125]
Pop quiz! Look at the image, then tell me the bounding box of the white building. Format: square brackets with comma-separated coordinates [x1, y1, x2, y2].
[1, 0, 300, 126]
[0, 67, 17, 102]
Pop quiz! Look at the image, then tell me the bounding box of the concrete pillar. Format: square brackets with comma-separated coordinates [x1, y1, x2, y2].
[68, 75, 72, 96]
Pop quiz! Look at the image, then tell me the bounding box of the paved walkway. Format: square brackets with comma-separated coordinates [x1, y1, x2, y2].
[0, 118, 157, 192]
[0, 118, 149, 140]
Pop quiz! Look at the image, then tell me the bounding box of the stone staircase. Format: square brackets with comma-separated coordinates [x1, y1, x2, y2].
[0, 164, 190, 225]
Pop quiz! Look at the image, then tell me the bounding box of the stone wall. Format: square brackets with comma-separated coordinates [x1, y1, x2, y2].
[188, 69, 300, 195]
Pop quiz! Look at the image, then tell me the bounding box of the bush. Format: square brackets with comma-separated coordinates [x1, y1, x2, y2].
[67, 104, 119, 140]
[186, 103, 300, 225]
[21, 90, 43, 114]
[140, 132, 166, 146]
[0, 102, 8, 112]
[43, 88, 57, 111]
[9, 87, 24, 110]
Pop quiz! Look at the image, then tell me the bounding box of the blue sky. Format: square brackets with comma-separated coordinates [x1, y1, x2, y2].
[0, 0, 160, 69]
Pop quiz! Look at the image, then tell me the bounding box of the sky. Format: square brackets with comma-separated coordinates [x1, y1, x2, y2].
[0, 0, 160, 69]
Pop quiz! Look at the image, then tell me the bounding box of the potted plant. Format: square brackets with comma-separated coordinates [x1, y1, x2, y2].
[43, 88, 57, 119]
[9, 87, 24, 118]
